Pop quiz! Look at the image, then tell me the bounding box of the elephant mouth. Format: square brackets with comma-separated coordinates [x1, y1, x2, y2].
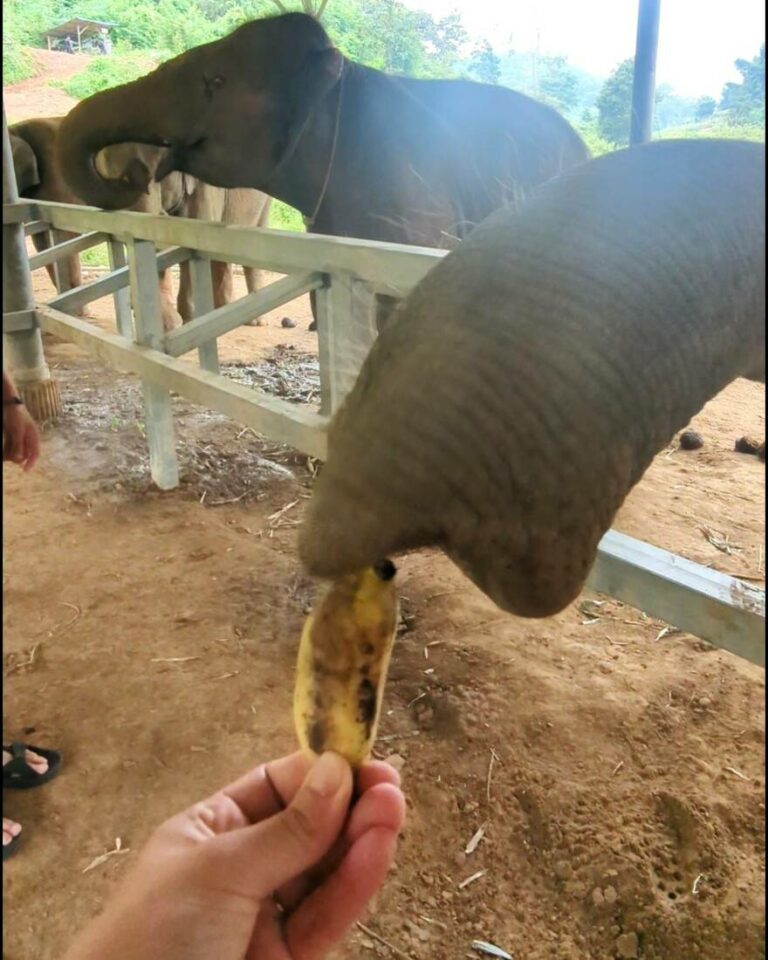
[153, 139, 206, 182]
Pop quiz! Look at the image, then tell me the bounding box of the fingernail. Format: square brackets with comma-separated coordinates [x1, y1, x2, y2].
[306, 752, 348, 797]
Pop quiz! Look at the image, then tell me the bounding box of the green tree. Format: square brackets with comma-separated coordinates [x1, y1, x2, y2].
[596, 57, 634, 145]
[653, 82, 697, 130]
[720, 44, 765, 123]
[323, 0, 465, 78]
[538, 55, 579, 113]
[4, 0, 468, 85]
[467, 39, 500, 85]
[694, 96, 716, 121]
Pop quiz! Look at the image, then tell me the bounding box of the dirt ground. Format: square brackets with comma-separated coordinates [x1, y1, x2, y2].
[3, 60, 766, 960]
[4, 49, 86, 123]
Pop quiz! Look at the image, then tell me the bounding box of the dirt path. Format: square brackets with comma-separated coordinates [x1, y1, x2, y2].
[3, 55, 766, 960]
[5, 49, 87, 122]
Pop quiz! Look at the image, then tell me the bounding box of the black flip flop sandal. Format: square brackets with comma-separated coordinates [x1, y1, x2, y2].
[2, 828, 22, 861]
[3, 743, 62, 790]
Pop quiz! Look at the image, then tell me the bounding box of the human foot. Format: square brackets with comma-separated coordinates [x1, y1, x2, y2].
[2, 743, 61, 789]
[3, 747, 49, 777]
[3, 817, 21, 844]
[3, 817, 22, 860]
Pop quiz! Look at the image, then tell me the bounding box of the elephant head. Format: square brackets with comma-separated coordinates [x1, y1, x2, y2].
[10, 133, 41, 193]
[299, 139, 765, 618]
[55, 12, 588, 252]
[56, 13, 344, 211]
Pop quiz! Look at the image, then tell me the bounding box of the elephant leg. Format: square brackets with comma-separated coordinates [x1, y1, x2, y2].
[66, 249, 83, 290]
[178, 260, 230, 323]
[177, 260, 195, 323]
[243, 266, 263, 326]
[31, 232, 58, 289]
[244, 266, 261, 293]
[158, 268, 182, 332]
[308, 287, 318, 332]
[211, 260, 233, 309]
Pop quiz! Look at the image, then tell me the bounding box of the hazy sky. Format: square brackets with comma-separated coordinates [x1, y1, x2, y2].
[400, 0, 765, 97]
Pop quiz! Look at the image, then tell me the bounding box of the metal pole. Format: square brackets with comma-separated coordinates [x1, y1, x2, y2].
[2, 102, 61, 420]
[629, 0, 661, 145]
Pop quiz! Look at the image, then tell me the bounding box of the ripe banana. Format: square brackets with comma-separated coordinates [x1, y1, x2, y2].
[293, 560, 399, 766]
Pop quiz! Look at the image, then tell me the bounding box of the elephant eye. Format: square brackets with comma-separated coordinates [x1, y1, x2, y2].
[204, 75, 226, 98]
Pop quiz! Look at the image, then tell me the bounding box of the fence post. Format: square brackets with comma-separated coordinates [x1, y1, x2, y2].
[315, 274, 378, 415]
[630, 0, 661, 145]
[108, 239, 132, 338]
[186, 255, 220, 374]
[126, 237, 179, 490]
[2, 104, 62, 421]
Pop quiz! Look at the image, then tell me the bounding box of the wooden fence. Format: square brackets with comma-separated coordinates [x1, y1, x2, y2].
[2, 195, 764, 667]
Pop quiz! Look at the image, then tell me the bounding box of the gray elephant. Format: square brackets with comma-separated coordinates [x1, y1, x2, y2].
[10, 116, 271, 331]
[299, 139, 765, 618]
[54, 13, 589, 264]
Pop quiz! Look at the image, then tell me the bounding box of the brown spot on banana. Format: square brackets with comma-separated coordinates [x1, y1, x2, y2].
[293, 563, 399, 766]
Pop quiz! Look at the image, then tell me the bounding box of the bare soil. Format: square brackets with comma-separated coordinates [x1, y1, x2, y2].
[3, 62, 766, 960]
[4, 49, 86, 123]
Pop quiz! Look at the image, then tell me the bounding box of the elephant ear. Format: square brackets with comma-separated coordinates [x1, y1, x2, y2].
[10, 135, 41, 194]
[274, 46, 344, 169]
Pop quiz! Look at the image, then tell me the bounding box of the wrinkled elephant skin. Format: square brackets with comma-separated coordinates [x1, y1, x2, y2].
[300, 140, 765, 618]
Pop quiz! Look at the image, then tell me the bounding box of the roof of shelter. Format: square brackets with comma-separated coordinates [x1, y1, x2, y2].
[44, 18, 117, 39]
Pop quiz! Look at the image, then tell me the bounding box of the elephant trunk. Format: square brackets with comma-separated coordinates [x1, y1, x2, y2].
[300, 140, 765, 619]
[57, 77, 178, 210]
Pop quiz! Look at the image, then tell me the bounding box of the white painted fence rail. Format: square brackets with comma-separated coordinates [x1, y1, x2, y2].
[2, 197, 764, 667]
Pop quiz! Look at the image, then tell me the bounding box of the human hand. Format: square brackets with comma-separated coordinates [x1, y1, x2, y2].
[63, 751, 405, 960]
[3, 402, 40, 471]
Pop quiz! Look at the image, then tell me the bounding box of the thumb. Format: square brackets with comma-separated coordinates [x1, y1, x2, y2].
[213, 752, 353, 900]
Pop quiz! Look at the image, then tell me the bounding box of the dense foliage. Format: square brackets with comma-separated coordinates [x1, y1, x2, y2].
[57, 50, 167, 98]
[595, 49, 764, 148]
[4, 0, 763, 231]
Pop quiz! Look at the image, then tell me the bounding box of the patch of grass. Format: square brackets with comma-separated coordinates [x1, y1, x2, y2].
[575, 123, 614, 157]
[268, 200, 304, 233]
[656, 118, 764, 143]
[81, 246, 110, 268]
[3, 42, 37, 84]
[55, 49, 170, 100]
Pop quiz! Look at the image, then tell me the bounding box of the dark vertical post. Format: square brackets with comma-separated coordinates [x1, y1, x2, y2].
[630, 0, 661, 145]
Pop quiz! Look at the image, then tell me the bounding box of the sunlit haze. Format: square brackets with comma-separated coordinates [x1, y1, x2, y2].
[400, 0, 766, 97]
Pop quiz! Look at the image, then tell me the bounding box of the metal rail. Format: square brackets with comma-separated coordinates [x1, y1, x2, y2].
[2, 195, 764, 667]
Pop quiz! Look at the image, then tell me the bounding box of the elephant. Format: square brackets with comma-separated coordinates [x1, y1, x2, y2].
[53, 12, 589, 329]
[10, 117, 271, 331]
[298, 139, 765, 619]
[10, 117, 89, 298]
